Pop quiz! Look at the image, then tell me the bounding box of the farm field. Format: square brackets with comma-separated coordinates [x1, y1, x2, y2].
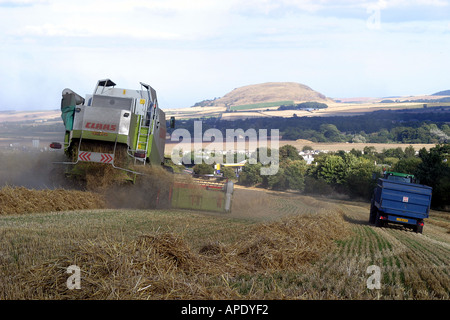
[164, 139, 436, 155]
[278, 140, 436, 153]
[0, 186, 448, 300]
[165, 101, 450, 120]
[230, 101, 294, 111]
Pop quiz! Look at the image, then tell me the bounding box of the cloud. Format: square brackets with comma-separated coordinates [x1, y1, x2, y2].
[0, 0, 48, 7]
[3, 0, 237, 47]
[232, 0, 449, 23]
[14, 23, 181, 40]
[0, 0, 449, 111]
[3, 0, 449, 49]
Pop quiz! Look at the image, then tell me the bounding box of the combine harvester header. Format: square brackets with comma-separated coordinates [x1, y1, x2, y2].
[170, 177, 234, 213]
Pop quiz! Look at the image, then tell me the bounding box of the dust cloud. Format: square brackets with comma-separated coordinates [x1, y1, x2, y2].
[100, 166, 176, 210]
[0, 150, 69, 190]
[0, 149, 181, 212]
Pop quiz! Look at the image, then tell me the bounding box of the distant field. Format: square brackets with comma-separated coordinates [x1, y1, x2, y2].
[281, 140, 436, 153]
[164, 139, 436, 155]
[0, 110, 60, 123]
[3, 101, 449, 123]
[1, 102, 447, 149]
[230, 100, 294, 111]
[166, 101, 449, 120]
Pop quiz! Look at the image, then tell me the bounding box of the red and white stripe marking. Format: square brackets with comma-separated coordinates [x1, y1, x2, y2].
[78, 151, 114, 164]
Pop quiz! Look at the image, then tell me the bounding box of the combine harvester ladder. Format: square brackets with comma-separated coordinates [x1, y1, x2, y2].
[134, 82, 157, 165]
[135, 116, 151, 165]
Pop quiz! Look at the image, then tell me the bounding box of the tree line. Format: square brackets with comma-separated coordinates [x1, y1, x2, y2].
[168, 107, 450, 144]
[189, 144, 450, 210]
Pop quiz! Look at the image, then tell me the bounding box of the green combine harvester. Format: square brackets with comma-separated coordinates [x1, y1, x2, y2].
[51, 79, 170, 175]
[50, 79, 233, 213]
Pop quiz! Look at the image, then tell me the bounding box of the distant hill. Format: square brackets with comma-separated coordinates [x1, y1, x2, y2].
[432, 90, 450, 96]
[192, 82, 332, 108]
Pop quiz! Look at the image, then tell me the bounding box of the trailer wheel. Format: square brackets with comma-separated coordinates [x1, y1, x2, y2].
[414, 222, 423, 234]
[369, 200, 377, 224]
[375, 211, 385, 228]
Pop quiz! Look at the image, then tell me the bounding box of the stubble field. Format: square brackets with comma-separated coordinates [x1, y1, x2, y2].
[0, 185, 448, 300]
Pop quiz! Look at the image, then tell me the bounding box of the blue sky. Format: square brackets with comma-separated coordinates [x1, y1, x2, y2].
[1, 0, 449, 111]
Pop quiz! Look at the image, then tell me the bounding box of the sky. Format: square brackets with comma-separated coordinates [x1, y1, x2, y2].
[0, 0, 449, 111]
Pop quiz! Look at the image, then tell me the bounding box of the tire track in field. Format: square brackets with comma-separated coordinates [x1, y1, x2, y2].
[330, 200, 450, 299]
[227, 189, 449, 299]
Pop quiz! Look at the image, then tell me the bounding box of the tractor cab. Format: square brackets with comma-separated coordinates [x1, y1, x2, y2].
[383, 171, 415, 184]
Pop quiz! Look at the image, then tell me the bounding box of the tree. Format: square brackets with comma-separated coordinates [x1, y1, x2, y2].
[251, 147, 274, 164]
[303, 176, 334, 195]
[221, 166, 237, 180]
[404, 145, 416, 158]
[266, 167, 288, 190]
[351, 134, 367, 143]
[283, 159, 307, 191]
[383, 157, 399, 167]
[393, 157, 422, 175]
[391, 127, 417, 143]
[279, 145, 302, 161]
[238, 163, 263, 186]
[320, 124, 343, 142]
[193, 163, 214, 175]
[416, 144, 450, 208]
[442, 124, 450, 136]
[363, 146, 377, 157]
[315, 154, 346, 185]
[350, 148, 363, 158]
[345, 158, 378, 199]
[383, 147, 405, 159]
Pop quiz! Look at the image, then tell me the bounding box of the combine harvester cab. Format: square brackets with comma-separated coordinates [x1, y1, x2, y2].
[53, 79, 169, 179]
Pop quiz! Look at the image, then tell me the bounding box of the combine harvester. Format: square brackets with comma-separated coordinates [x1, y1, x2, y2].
[50, 79, 233, 213]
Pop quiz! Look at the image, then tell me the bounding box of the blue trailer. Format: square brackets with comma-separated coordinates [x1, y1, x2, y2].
[369, 172, 432, 234]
